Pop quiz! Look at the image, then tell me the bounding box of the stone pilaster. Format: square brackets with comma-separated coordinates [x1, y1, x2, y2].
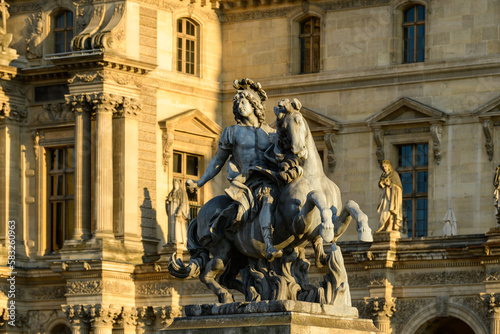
[112, 98, 141, 243]
[87, 93, 122, 238]
[63, 305, 91, 334]
[365, 297, 396, 334]
[0, 103, 26, 262]
[480, 293, 500, 334]
[66, 94, 93, 242]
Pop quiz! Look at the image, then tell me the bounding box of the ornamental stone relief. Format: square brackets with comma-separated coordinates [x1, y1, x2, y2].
[135, 282, 174, 296]
[37, 103, 74, 123]
[397, 270, 484, 286]
[348, 274, 371, 288]
[30, 286, 66, 300]
[454, 296, 489, 331]
[10, 0, 91, 14]
[391, 298, 433, 334]
[67, 280, 130, 295]
[0, 104, 27, 123]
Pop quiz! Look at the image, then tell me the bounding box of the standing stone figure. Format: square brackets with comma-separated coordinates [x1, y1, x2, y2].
[442, 208, 457, 236]
[166, 179, 190, 245]
[186, 78, 282, 260]
[494, 164, 500, 223]
[0, 0, 11, 52]
[377, 160, 403, 232]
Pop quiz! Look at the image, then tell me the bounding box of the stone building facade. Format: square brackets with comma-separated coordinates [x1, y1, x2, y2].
[0, 0, 499, 333]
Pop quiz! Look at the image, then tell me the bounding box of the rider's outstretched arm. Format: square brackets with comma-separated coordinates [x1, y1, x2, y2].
[196, 148, 231, 188]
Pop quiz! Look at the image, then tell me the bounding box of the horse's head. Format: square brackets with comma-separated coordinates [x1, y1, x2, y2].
[274, 98, 308, 161]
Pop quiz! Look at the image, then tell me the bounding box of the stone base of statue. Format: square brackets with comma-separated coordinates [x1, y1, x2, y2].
[160, 301, 381, 334]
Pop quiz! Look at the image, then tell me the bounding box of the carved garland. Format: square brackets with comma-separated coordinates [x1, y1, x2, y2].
[483, 120, 494, 161]
[430, 123, 443, 165]
[373, 128, 384, 167]
[324, 133, 336, 174]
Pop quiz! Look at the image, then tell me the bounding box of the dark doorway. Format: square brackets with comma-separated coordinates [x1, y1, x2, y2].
[414, 316, 475, 334]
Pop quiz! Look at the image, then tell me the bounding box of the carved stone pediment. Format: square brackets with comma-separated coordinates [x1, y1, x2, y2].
[367, 97, 446, 128]
[367, 98, 447, 166]
[300, 107, 339, 134]
[158, 109, 222, 172]
[159, 109, 222, 139]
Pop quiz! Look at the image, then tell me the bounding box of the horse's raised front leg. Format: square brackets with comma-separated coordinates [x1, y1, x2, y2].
[333, 200, 373, 242]
[200, 241, 234, 303]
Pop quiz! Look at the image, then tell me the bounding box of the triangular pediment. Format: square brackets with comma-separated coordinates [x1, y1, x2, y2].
[301, 107, 339, 132]
[367, 98, 446, 127]
[159, 109, 222, 138]
[476, 95, 500, 118]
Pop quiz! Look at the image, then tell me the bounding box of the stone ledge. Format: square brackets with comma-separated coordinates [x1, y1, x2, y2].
[184, 300, 358, 318]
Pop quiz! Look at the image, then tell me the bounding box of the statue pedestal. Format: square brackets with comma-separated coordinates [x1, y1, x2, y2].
[161, 301, 381, 334]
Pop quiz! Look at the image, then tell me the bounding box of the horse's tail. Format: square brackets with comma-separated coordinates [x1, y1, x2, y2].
[167, 218, 210, 279]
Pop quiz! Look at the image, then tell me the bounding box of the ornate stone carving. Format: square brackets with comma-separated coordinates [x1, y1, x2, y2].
[480, 293, 500, 314]
[115, 307, 138, 329]
[430, 123, 443, 165]
[324, 132, 336, 174]
[31, 130, 42, 161]
[37, 103, 74, 123]
[26, 12, 43, 59]
[373, 129, 384, 167]
[86, 92, 123, 113]
[156, 306, 182, 328]
[68, 72, 102, 84]
[486, 271, 500, 281]
[135, 282, 173, 296]
[0, 103, 26, 122]
[89, 304, 119, 328]
[67, 280, 102, 295]
[30, 286, 66, 300]
[365, 297, 396, 318]
[453, 296, 489, 330]
[90, 3, 125, 51]
[62, 304, 90, 325]
[483, 120, 494, 161]
[0, 0, 12, 52]
[113, 97, 141, 118]
[398, 270, 484, 286]
[382, 126, 430, 136]
[348, 274, 370, 288]
[162, 128, 174, 172]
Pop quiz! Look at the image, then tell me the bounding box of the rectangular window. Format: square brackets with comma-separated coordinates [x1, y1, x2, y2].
[172, 151, 203, 219]
[397, 143, 428, 237]
[48, 146, 74, 252]
[403, 5, 425, 63]
[177, 18, 198, 75]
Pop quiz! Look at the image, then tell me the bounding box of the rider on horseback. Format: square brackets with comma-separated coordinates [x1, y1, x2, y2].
[186, 78, 283, 261]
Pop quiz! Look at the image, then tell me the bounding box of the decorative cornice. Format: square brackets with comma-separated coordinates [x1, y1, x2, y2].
[10, 0, 92, 14]
[398, 270, 485, 286]
[135, 282, 173, 296]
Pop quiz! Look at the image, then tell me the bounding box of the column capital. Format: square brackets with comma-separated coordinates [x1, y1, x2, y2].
[66, 94, 93, 115]
[86, 92, 123, 114]
[480, 293, 500, 316]
[115, 307, 138, 330]
[89, 304, 120, 329]
[364, 297, 397, 319]
[62, 304, 91, 331]
[136, 306, 156, 332]
[113, 97, 142, 118]
[155, 306, 182, 328]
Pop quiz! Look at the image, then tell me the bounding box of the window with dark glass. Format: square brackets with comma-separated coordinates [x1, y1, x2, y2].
[299, 17, 320, 74]
[47, 147, 74, 252]
[403, 4, 425, 63]
[397, 144, 428, 237]
[177, 18, 198, 75]
[172, 151, 202, 218]
[54, 10, 73, 53]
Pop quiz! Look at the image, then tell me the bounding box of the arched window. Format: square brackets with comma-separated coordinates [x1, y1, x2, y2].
[54, 10, 73, 53]
[177, 18, 199, 75]
[403, 4, 425, 63]
[299, 17, 320, 74]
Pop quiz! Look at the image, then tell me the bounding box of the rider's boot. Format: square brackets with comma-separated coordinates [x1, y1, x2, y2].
[261, 226, 283, 261]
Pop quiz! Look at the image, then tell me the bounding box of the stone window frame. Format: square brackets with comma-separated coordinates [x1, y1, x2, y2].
[173, 13, 203, 78]
[390, 0, 430, 65]
[158, 109, 222, 240]
[42, 0, 78, 56]
[288, 5, 325, 75]
[32, 127, 75, 257]
[52, 9, 74, 54]
[367, 97, 447, 237]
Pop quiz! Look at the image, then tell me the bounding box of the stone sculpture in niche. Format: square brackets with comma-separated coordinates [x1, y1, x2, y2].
[376, 160, 403, 233]
[169, 79, 373, 308]
[0, 0, 12, 52]
[165, 179, 190, 245]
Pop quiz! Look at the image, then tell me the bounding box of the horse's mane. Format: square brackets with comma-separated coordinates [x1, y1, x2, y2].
[274, 98, 305, 183]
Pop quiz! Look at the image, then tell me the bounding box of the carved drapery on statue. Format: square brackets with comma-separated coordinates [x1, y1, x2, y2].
[168, 80, 372, 311]
[166, 179, 190, 245]
[377, 160, 403, 233]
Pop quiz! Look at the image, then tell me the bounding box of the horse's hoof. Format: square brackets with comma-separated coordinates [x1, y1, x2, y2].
[219, 292, 235, 303]
[320, 227, 334, 243]
[359, 229, 373, 242]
